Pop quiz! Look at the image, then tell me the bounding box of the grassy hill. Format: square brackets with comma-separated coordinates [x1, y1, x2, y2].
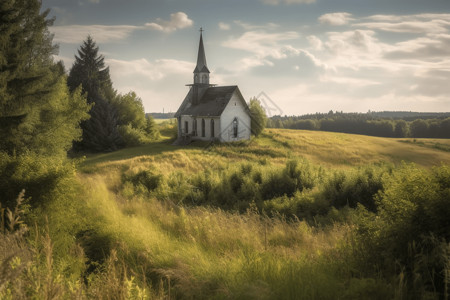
[68, 129, 449, 298]
[81, 128, 450, 171]
[3, 128, 449, 299]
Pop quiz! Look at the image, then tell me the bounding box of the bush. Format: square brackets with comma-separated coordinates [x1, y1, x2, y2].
[354, 164, 450, 298]
[0, 152, 73, 209]
[321, 166, 388, 212]
[117, 124, 151, 147]
[124, 169, 163, 194]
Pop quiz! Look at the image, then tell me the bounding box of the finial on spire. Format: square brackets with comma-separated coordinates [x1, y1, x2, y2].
[199, 27, 204, 33]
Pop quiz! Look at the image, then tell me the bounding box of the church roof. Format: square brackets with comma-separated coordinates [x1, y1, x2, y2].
[175, 85, 249, 117]
[193, 32, 210, 74]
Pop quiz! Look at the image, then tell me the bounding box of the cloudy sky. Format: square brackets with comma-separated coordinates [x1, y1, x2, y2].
[42, 0, 450, 115]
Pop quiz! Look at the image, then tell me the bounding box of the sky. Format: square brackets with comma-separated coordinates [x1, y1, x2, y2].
[41, 0, 450, 115]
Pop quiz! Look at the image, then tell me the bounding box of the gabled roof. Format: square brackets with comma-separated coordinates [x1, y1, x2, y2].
[193, 32, 210, 74]
[175, 86, 249, 117]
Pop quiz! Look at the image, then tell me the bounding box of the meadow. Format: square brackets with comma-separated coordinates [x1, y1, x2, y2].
[1, 124, 449, 299]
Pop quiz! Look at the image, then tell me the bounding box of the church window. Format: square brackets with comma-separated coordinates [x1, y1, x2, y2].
[202, 74, 208, 83]
[211, 119, 215, 138]
[233, 118, 238, 138]
[185, 121, 188, 134]
[201, 119, 205, 137]
[193, 119, 197, 136]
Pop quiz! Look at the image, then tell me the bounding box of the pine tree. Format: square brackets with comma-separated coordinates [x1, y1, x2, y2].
[67, 36, 115, 101]
[0, 0, 90, 156]
[68, 36, 123, 152]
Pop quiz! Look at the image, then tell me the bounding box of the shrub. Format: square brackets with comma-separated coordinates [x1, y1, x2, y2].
[354, 164, 450, 298]
[321, 166, 387, 212]
[124, 169, 163, 194]
[117, 124, 151, 147]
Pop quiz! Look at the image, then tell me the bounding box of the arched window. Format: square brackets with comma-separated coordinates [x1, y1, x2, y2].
[193, 118, 197, 136]
[211, 119, 215, 138]
[201, 119, 205, 137]
[233, 118, 238, 138]
[202, 74, 208, 84]
[194, 74, 198, 83]
[184, 121, 188, 134]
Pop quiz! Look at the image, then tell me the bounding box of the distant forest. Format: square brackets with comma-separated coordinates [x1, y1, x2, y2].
[146, 112, 175, 119]
[267, 111, 450, 138]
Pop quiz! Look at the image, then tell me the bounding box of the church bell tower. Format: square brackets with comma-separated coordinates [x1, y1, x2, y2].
[189, 28, 214, 105]
[193, 28, 210, 85]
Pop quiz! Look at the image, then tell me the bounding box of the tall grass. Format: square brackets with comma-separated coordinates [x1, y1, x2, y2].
[2, 129, 450, 298]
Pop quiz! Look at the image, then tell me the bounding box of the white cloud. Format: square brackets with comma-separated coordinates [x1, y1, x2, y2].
[356, 13, 450, 33]
[233, 20, 279, 30]
[51, 25, 139, 44]
[384, 34, 450, 60]
[107, 58, 194, 81]
[319, 12, 353, 26]
[261, 0, 315, 5]
[307, 35, 323, 50]
[319, 75, 380, 87]
[145, 12, 193, 33]
[223, 30, 299, 60]
[357, 20, 450, 34]
[218, 22, 230, 30]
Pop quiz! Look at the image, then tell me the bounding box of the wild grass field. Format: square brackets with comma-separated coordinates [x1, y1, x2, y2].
[2, 124, 449, 299]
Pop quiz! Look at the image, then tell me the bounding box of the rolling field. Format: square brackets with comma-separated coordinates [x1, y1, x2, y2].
[64, 128, 450, 299]
[81, 128, 450, 172]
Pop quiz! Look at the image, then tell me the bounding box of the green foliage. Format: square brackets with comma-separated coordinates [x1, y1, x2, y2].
[67, 36, 114, 100]
[111, 93, 161, 147]
[249, 97, 267, 137]
[321, 166, 388, 212]
[354, 164, 450, 297]
[0, 0, 90, 157]
[117, 124, 152, 147]
[111, 92, 146, 129]
[145, 115, 161, 140]
[68, 36, 123, 152]
[394, 119, 408, 137]
[78, 97, 123, 152]
[269, 113, 450, 138]
[123, 169, 163, 194]
[410, 118, 430, 138]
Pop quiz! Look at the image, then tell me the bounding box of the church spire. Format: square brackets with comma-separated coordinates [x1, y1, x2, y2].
[193, 28, 210, 84]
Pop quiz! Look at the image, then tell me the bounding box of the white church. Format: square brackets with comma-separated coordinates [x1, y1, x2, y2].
[174, 30, 251, 144]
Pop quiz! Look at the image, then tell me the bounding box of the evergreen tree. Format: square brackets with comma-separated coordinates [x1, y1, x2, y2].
[0, 0, 90, 156]
[249, 97, 267, 137]
[67, 36, 115, 101]
[68, 36, 122, 152]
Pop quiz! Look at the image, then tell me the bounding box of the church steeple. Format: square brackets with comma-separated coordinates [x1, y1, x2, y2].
[193, 28, 210, 85]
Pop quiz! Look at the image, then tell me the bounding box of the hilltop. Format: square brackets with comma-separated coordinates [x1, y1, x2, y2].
[81, 128, 450, 172]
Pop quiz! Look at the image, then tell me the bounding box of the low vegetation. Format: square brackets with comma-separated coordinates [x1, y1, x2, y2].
[2, 127, 449, 299]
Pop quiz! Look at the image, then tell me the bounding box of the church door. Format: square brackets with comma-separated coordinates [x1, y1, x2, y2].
[233, 118, 238, 138]
[211, 119, 215, 138]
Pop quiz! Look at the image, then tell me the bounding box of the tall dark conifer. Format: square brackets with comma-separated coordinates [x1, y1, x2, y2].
[68, 36, 122, 152]
[0, 0, 90, 156]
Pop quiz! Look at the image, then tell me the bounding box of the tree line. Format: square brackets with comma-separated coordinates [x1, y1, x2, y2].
[267, 111, 450, 138]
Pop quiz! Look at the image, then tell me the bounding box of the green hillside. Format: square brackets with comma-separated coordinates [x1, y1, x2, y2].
[3, 128, 449, 299]
[81, 128, 450, 171]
